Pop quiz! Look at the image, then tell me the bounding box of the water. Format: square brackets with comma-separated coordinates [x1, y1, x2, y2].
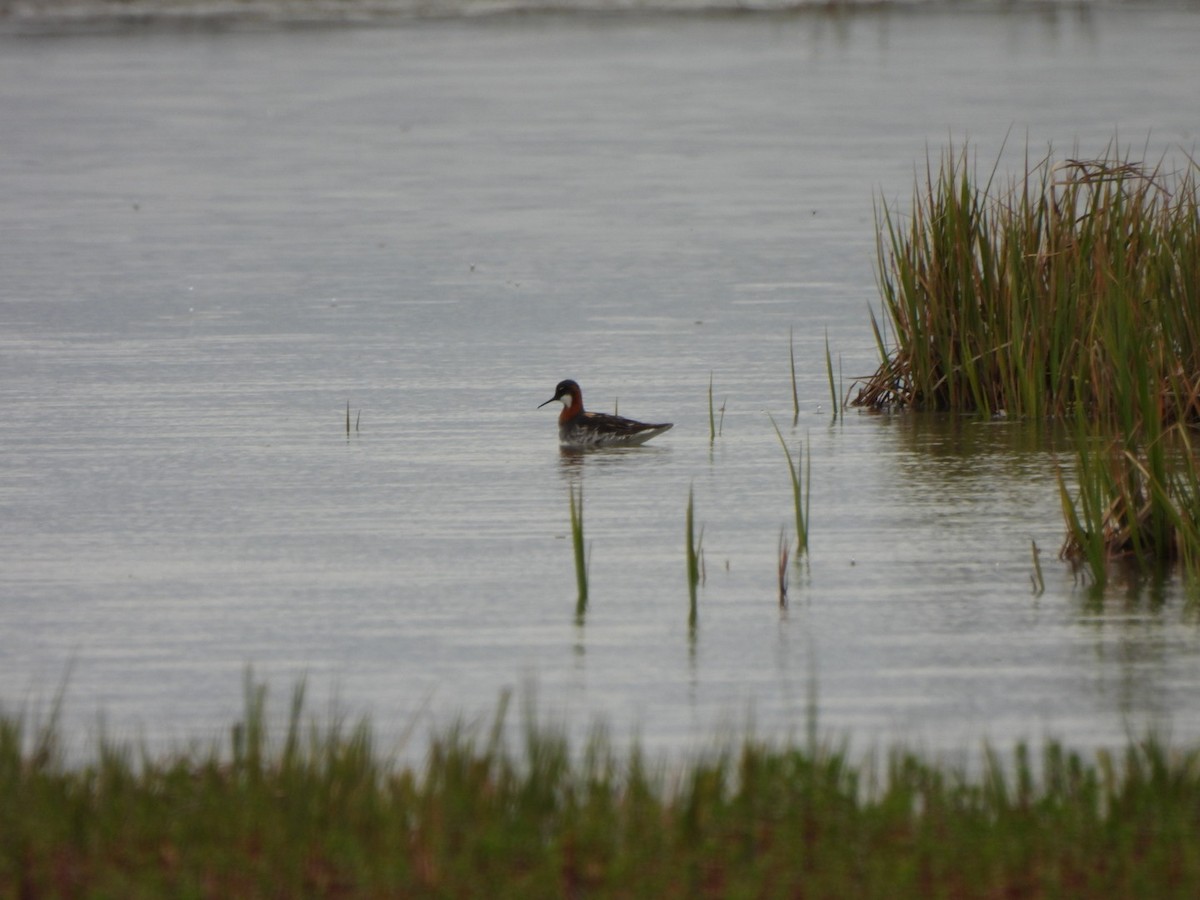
[3, 3, 1200, 761]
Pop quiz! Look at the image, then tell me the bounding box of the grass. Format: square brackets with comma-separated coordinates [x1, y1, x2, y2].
[708, 372, 715, 441]
[708, 372, 715, 443]
[824, 328, 840, 422]
[777, 527, 789, 607]
[6, 682, 1200, 898]
[707, 372, 725, 443]
[853, 140, 1200, 582]
[770, 415, 811, 558]
[686, 485, 703, 628]
[855, 145, 1200, 421]
[569, 485, 588, 619]
[1030, 539, 1045, 596]
[1058, 415, 1200, 587]
[789, 326, 800, 424]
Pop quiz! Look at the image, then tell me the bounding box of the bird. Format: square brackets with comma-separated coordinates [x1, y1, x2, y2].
[538, 379, 673, 449]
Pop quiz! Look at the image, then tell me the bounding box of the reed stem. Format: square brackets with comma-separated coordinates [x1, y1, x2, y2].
[569, 485, 588, 614]
[770, 415, 810, 557]
[686, 486, 702, 624]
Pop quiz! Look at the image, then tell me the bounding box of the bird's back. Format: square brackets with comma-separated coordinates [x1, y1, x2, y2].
[560, 410, 673, 448]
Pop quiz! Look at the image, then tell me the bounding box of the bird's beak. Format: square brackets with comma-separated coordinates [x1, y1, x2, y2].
[537, 396, 557, 409]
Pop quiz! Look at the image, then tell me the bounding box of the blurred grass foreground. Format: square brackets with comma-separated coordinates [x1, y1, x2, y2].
[5, 680, 1200, 897]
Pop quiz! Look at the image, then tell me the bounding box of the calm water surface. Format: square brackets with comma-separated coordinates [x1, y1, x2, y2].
[3, 5, 1200, 760]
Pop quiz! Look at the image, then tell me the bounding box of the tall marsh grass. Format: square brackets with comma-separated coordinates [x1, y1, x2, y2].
[7, 681, 1200, 898]
[1058, 415, 1200, 585]
[855, 142, 1200, 581]
[855, 147, 1200, 423]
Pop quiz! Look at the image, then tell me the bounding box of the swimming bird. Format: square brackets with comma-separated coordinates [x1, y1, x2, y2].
[538, 379, 673, 449]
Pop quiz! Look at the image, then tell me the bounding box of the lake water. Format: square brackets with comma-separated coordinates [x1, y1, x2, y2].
[3, 1, 1200, 763]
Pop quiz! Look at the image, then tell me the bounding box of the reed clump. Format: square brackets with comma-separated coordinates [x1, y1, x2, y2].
[855, 143, 1200, 580]
[1058, 416, 1200, 582]
[7, 682, 1200, 898]
[855, 147, 1200, 423]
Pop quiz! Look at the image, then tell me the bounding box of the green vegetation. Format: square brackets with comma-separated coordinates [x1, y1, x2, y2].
[777, 526, 789, 607]
[5, 684, 1200, 898]
[706, 372, 725, 443]
[789, 326, 800, 424]
[854, 142, 1200, 584]
[569, 484, 588, 618]
[1058, 417, 1200, 586]
[708, 371, 716, 443]
[1030, 539, 1045, 596]
[824, 328, 840, 422]
[770, 415, 811, 557]
[685, 485, 703, 627]
[855, 147, 1200, 421]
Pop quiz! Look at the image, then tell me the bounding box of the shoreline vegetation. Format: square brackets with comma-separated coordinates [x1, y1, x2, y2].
[854, 142, 1200, 587]
[0, 0, 1139, 34]
[5, 681, 1200, 897]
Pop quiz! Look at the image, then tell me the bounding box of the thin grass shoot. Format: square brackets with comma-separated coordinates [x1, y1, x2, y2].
[824, 328, 838, 421]
[789, 325, 800, 425]
[686, 485, 703, 625]
[708, 371, 716, 443]
[770, 415, 811, 557]
[778, 527, 789, 608]
[569, 485, 588, 616]
[1030, 539, 1045, 596]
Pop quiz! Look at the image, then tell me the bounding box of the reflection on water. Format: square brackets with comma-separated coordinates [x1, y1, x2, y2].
[555, 444, 674, 484]
[2, 5, 1200, 760]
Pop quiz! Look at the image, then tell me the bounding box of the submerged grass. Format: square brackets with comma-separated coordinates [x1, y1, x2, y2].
[6, 682, 1200, 898]
[854, 141, 1200, 582]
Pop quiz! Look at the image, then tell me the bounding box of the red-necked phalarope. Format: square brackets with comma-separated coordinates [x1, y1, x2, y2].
[538, 379, 673, 449]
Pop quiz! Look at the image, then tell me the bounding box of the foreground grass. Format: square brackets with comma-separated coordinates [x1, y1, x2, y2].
[5, 685, 1200, 897]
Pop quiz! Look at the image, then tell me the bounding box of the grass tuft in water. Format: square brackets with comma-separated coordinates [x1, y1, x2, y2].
[686, 485, 703, 626]
[708, 371, 716, 443]
[855, 140, 1200, 580]
[778, 527, 789, 607]
[8, 682, 1200, 897]
[824, 328, 839, 422]
[855, 145, 1200, 421]
[1030, 539, 1045, 596]
[1058, 416, 1200, 588]
[789, 326, 800, 425]
[569, 485, 588, 617]
[706, 373, 726, 442]
[770, 415, 811, 557]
